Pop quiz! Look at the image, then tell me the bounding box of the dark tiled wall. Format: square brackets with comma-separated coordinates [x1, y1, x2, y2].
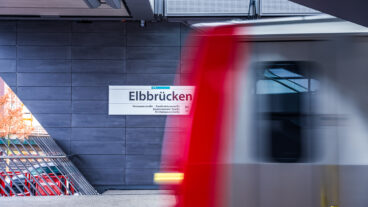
[0, 20, 191, 191]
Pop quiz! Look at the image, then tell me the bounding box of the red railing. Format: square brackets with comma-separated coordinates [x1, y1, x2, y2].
[0, 171, 75, 197]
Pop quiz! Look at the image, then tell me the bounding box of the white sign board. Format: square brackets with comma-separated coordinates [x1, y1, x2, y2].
[109, 86, 195, 115]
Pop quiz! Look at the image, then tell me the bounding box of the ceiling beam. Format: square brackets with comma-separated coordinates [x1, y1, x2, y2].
[124, 0, 154, 20]
[83, 0, 101, 8]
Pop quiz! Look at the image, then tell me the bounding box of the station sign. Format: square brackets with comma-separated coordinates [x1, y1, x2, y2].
[109, 86, 195, 115]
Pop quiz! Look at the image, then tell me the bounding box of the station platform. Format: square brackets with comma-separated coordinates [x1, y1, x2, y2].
[0, 190, 176, 207]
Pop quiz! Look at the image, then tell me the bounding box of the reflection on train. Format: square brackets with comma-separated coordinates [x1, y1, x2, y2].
[157, 16, 368, 207]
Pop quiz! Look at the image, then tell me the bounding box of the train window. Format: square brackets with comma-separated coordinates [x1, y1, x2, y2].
[255, 62, 318, 163]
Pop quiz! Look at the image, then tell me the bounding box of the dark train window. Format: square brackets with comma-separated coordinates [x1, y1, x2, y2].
[255, 62, 318, 163]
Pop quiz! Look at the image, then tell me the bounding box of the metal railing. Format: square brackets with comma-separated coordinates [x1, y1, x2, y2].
[0, 136, 98, 196]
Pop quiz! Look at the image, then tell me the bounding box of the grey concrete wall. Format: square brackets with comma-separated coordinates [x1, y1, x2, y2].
[0, 20, 191, 192]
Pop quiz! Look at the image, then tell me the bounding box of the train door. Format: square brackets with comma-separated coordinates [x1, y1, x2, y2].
[255, 61, 319, 207]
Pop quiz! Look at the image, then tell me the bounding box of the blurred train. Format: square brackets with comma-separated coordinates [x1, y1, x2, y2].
[156, 15, 368, 207]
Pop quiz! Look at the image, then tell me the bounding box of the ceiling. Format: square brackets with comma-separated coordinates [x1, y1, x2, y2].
[290, 0, 368, 27]
[0, 0, 129, 17]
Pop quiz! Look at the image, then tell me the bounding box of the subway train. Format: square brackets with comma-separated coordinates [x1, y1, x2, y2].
[156, 15, 368, 207]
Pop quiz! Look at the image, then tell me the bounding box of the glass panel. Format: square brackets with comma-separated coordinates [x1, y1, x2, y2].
[268, 68, 303, 78]
[256, 62, 317, 163]
[0, 77, 98, 196]
[279, 79, 308, 92]
[256, 80, 298, 94]
[269, 118, 302, 162]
